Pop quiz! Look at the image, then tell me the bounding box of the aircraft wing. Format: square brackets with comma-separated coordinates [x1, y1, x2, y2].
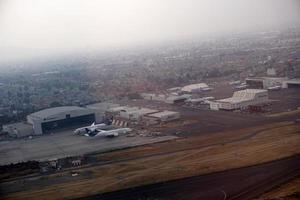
[93, 130, 118, 137]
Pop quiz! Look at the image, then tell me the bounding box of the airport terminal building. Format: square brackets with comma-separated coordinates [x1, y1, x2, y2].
[27, 106, 95, 135]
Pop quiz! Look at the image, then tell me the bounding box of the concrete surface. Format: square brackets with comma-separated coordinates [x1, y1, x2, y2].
[0, 130, 177, 165]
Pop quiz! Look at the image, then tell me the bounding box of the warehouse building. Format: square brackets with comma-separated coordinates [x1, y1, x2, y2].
[119, 108, 159, 121]
[27, 106, 95, 135]
[165, 94, 191, 104]
[282, 79, 300, 88]
[2, 122, 33, 138]
[106, 106, 159, 121]
[245, 77, 264, 89]
[140, 93, 167, 102]
[245, 77, 288, 89]
[181, 83, 211, 93]
[86, 102, 119, 123]
[210, 89, 269, 110]
[107, 106, 138, 116]
[143, 111, 181, 125]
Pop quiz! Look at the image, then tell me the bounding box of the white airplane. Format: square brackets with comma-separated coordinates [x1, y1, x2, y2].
[229, 80, 241, 85]
[268, 86, 281, 90]
[84, 128, 132, 138]
[74, 122, 108, 135]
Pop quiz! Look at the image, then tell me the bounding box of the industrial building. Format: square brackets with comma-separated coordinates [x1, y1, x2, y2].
[106, 106, 138, 117]
[282, 79, 300, 88]
[141, 92, 192, 104]
[140, 93, 167, 102]
[86, 102, 119, 123]
[119, 108, 159, 121]
[245, 77, 288, 89]
[27, 106, 95, 135]
[107, 106, 158, 122]
[181, 83, 211, 93]
[2, 122, 33, 138]
[165, 94, 191, 104]
[106, 105, 180, 126]
[143, 111, 181, 125]
[210, 89, 269, 110]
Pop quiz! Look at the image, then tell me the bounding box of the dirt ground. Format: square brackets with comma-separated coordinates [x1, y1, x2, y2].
[81, 155, 300, 200]
[123, 87, 300, 137]
[2, 121, 300, 200]
[267, 88, 300, 113]
[257, 177, 300, 200]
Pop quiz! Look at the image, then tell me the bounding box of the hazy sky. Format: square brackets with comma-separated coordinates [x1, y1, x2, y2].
[0, 0, 299, 63]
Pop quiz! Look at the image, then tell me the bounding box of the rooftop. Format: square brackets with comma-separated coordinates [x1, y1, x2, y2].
[234, 89, 267, 94]
[284, 79, 300, 84]
[181, 83, 209, 92]
[128, 108, 158, 115]
[28, 106, 88, 119]
[166, 94, 191, 101]
[216, 89, 268, 103]
[86, 102, 119, 109]
[148, 111, 179, 118]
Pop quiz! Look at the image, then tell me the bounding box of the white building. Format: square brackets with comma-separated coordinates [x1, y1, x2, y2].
[181, 83, 210, 93]
[210, 89, 269, 110]
[145, 111, 180, 123]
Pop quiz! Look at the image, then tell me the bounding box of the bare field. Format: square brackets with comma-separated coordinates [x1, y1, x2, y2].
[257, 177, 300, 200]
[2, 121, 300, 200]
[266, 109, 300, 117]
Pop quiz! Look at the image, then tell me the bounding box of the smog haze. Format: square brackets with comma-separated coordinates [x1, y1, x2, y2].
[0, 0, 299, 63]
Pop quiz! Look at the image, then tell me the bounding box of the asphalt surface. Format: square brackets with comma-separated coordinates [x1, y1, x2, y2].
[2, 121, 294, 195]
[0, 130, 177, 165]
[1, 87, 299, 165]
[77, 154, 300, 200]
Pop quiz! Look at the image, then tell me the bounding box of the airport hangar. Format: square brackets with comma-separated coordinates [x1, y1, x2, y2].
[27, 106, 96, 135]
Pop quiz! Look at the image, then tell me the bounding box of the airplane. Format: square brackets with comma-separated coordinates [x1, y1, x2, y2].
[74, 122, 109, 135]
[84, 128, 132, 138]
[267, 85, 281, 90]
[229, 80, 241, 85]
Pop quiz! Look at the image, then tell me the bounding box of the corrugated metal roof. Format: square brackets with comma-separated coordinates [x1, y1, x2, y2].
[285, 79, 300, 84]
[148, 111, 179, 118]
[127, 108, 158, 115]
[217, 89, 267, 103]
[28, 106, 88, 119]
[181, 83, 209, 92]
[86, 102, 119, 109]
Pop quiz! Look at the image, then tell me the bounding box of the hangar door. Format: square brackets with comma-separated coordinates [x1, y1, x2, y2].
[245, 80, 263, 89]
[41, 114, 95, 134]
[287, 83, 300, 88]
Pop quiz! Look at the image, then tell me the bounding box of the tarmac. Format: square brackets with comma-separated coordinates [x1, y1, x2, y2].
[0, 130, 177, 165]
